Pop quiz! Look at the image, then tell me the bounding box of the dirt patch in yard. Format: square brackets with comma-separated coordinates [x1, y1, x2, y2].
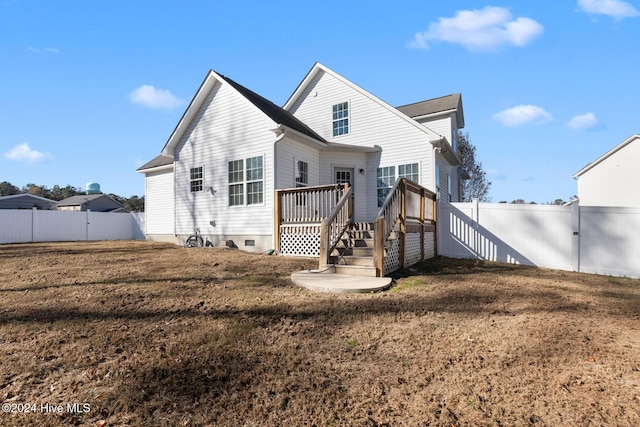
[0, 241, 639, 426]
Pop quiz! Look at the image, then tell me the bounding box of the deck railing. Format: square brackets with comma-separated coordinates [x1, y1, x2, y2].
[275, 184, 347, 224]
[374, 178, 436, 276]
[319, 185, 353, 266]
[274, 184, 351, 256]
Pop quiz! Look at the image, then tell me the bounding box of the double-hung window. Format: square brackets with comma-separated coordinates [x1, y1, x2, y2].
[228, 160, 244, 206]
[332, 102, 349, 136]
[228, 156, 264, 206]
[295, 160, 308, 187]
[377, 166, 395, 207]
[190, 166, 203, 192]
[295, 160, 308, 205]
[398, 163, 419, 183]
[246, 156, 263, 205]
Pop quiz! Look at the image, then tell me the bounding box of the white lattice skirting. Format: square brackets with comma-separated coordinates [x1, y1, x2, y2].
[405, 232, 422, 267]
[384, 238, 401, 275]
[424, 231, 435, 259]
[279, 224, 321, 257]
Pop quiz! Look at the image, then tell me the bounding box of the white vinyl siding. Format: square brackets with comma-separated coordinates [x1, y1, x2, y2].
[275, 138, 321, 189]
[319, 149, 372, 221]
[173, 81, 275, 237]
[288, 70, 436, 196]
[576, 137, 640, 207]
[145, 168, 175, 235]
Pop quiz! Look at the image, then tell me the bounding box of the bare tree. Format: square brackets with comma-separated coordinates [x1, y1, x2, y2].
[457, 131, 491, 202]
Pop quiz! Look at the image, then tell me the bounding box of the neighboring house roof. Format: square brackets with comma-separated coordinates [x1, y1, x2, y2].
[0, 194, 58, 210]
[137, 154, 174, 172]
[57, 194, 126, 212]
[573, 134, 640, 178]
[396, 93, 465, 129]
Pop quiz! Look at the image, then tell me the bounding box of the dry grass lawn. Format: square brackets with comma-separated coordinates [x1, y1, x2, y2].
[0, 241, 639, 426]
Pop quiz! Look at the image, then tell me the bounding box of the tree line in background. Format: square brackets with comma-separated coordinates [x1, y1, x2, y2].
[456, 132, 572, 205]
[0, 181, 144, 212]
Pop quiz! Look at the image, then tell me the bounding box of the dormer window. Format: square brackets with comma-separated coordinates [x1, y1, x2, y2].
[332, 102, 349, 136]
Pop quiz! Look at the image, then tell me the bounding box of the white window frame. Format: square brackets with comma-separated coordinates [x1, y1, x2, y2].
[377, 166, 395, 207]
[398, 163, 419, 184]
[228, 155, 264, 207]
[332, 101, 349, 137]
[295, 160, 308, 188]
[246, 156, 264, 205]
[228, 160, 244, 206]
[190, 166, 204, 193]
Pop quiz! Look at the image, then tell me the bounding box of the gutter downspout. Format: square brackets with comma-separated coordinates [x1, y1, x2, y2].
[272, 128, 287, 251]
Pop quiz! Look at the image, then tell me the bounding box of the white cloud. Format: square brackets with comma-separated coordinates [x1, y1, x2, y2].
[28, 47, 59, 54]
[4, 142, 47, 163]
[578, 0, 640, 18]
[129, 85, 182, 110]
[492, 105, 552, 126]
[567, 112, 600, 130]
[409, 6, 544, 51]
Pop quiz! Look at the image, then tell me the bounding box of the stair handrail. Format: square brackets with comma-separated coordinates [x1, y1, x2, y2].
[373, 177, 437, 276]
[375, 177, 404, 232]
[373, 177, 405, 276]
[319, 184, 353, 267]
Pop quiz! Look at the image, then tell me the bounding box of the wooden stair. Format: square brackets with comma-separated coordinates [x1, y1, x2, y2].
[326, 222, 378, 277]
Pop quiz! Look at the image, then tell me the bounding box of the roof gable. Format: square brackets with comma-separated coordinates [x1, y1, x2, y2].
[161, 70, 325, 156]
[573, 134, 640, 178]
[283, 63, 453, 141]
[219, 75, 326, 142]
[0, 194, 57, 203]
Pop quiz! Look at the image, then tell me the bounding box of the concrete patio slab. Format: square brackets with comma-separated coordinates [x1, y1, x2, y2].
[291, 269, 393, 293]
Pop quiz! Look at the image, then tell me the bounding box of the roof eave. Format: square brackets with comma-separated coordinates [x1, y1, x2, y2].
[161, 70, 220, 156]
[137, 163, 174, 174]
[324, 142, 381, 153]
[573, 134, 640, 178]
[273, 124, 327, 148]
[286, 63, 444, 140]
[431, 138, 462, 166]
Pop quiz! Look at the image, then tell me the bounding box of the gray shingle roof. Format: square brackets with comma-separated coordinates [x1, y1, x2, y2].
[219, 74, 326, 143]
[137, 154, 174, 172]
[396, 93, 464, 127]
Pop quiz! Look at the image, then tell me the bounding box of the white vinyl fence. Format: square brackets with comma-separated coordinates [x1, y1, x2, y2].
[0, 209, 146, 244]
[438, 201, 640, 279]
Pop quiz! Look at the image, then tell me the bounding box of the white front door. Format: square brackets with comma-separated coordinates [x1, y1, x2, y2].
[335, 168, 354, 187]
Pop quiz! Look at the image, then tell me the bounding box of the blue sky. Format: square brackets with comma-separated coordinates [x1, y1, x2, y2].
[2, 0, 639, 203]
